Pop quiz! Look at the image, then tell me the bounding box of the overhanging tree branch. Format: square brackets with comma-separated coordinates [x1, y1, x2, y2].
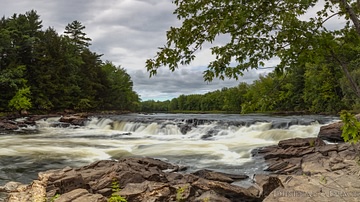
[339, 0, 360, 35]
[330, 48, 360, 98]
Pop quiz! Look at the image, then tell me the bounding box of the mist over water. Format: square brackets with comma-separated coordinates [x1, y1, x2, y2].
[0, 113, 338, 185]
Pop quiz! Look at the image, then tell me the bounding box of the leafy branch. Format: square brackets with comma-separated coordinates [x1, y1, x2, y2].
[340, 110, 360, 143]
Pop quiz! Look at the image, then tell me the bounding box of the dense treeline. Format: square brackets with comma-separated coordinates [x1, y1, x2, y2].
[0, 10, 140, 113]
[141, 30, 360, 114]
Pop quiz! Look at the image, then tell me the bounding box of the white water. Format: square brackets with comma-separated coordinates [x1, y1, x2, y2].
[0, 113, 337, 184]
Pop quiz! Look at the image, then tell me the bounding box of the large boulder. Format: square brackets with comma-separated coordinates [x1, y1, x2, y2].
[318, 121, 344, 142]
[318, 114, 360, 143]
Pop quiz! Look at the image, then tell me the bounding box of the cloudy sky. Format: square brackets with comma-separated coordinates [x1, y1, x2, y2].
[1, 0, 343, 101]
[0, 0, 277, 101]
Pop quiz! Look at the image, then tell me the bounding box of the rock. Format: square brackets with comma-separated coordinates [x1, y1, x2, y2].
[179, 124, 192, 135]
[318, 121, 344, 142]
[192, 178, 259, 201]
[54, 188, 107, 202]
[194, 190, 232, 202]
[4, 157, 257, 202]
[264, 173, 360, 202]
[59, 115, 88, 126]
[252, 136, 360, 201]
[192, 169, 248, 183]
[20, 110, 28, 116]
[254, 175, 283, 199]
[253, 137, 360, 175]
[0, 182, 23, 192]
[0, 121, 19, 130]
[278, 137, 325, 148]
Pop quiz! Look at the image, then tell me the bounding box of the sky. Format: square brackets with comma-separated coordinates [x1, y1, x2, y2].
[0, 0, 343, 101]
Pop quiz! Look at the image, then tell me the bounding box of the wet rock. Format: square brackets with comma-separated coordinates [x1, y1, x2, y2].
[201, 129, 219, 140]
[278, 137, 325, 148]
[0, 121, 18, 130]
[59, 115, 88, 126]
[179, 124, 192, 135]
[318, 121, 344, 142]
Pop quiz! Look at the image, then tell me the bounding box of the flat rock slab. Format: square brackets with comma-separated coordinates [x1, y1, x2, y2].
[264, 173, 360, 202]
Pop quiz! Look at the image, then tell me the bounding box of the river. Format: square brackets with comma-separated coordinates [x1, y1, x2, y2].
[0, 113, 338, 185]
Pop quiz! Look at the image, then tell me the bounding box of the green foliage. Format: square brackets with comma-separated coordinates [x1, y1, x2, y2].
[146, 0, 360, 82]
[309, 139, 315, 147]
[48, 194, 60, 202]
[176, 185, 187, 202]
[340, 110, 360, 143]
[8, 87, 32, 112]
[0, 11, 140, 113]
[108, 180, 127, 202]
[303, 62, 344, 113]
[64, 20, 91, 49]
[319, 175, 327, 184]
[202, 197, 210, 202]
[75, 99, 92, 111]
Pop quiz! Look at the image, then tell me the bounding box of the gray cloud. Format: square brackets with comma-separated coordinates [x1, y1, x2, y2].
[1, 0, 343, 101]
[132, 68, 268, 101]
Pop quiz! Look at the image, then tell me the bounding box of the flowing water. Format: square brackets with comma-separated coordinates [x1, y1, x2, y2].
[0, 113, 338, 185]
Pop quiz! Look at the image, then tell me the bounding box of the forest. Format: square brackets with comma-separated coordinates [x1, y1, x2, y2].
[142, 61, 359, 114]
[0, 10, 140, 113]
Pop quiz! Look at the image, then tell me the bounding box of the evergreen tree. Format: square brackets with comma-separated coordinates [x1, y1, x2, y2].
[64, 20, 91, 50]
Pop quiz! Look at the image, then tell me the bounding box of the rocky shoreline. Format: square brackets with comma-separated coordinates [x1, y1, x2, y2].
[2, 115, 360, 201]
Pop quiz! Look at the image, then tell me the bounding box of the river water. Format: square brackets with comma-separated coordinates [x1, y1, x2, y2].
[0, 113, 338, 185]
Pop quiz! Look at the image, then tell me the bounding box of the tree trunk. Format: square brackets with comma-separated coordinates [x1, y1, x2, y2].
[330, 50, 360, 98]
[339, 0, 360, 36]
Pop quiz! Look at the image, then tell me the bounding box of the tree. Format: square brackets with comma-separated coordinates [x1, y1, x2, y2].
[100, 61, 140, 110]
[8, 87, 32, 113]
[64, 20, 91, 50]
[146, 0, 360, 96]
[303, 62, 344, 113]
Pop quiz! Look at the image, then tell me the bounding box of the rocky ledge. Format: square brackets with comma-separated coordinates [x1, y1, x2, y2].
[1, 157, 281, 202]
[252, 137, 360, 201]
